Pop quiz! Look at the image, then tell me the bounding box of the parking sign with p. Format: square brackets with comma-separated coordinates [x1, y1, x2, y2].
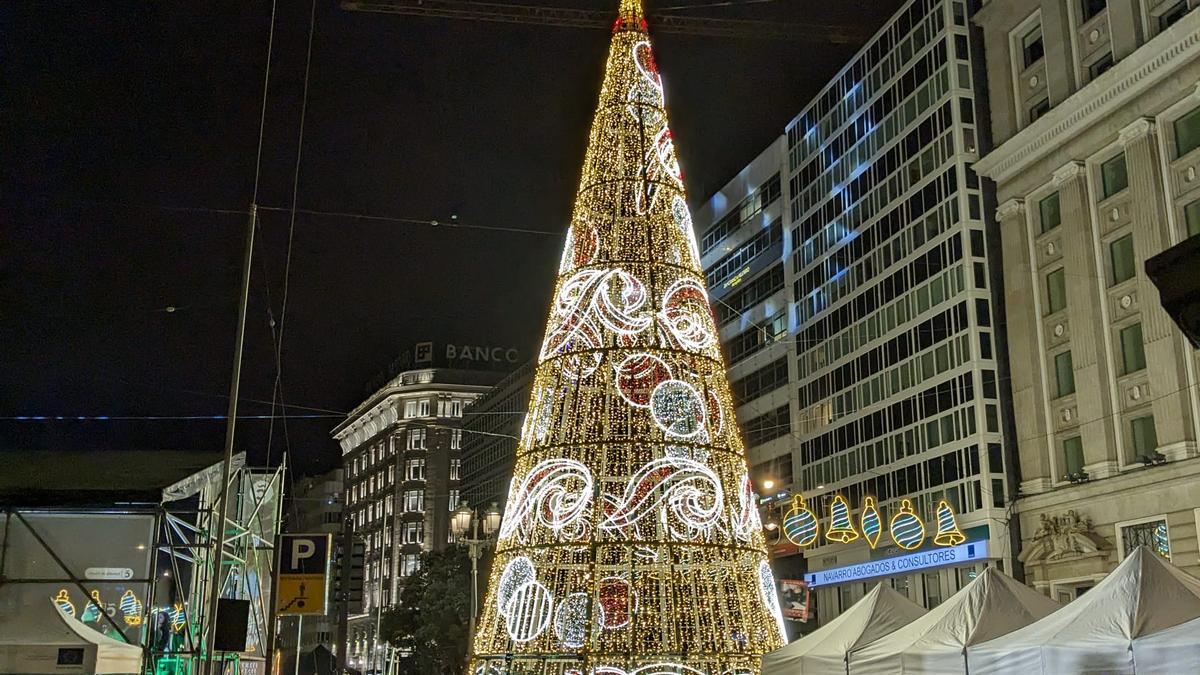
[276, 533, 331, 615]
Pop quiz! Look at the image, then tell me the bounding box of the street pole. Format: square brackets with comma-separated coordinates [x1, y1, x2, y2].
[202, 205, 256, 675]
[293, 615, 303, 675]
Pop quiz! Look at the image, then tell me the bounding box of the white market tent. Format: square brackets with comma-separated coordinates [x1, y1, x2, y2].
[0, 595, 143, 675]
[967, 547, 1200, 674]
[762, 582, 926, 675]
[848, 567, 1059, 674]
[1130, 614, 1200, 671]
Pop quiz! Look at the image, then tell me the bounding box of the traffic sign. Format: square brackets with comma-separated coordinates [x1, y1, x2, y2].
[276, 533, 331, 615]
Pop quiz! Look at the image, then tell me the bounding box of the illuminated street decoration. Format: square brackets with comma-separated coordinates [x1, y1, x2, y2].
[169, 603, 187, 632]
[81, 590, 104, 623]
[120, 589, 144, 626]
[932, 500, 966, 546]
[860, 496, 882, 549]
[889, 499, 926, 550]
[470, 1, 784, 671]
[824, 494, 859, 544]
[782, 494, 819, 548]
[54, 589, 76, 618]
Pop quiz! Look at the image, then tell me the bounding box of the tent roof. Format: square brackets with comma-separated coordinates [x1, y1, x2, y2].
[850, 567, 1059, 668]
[971, 547, 1200, 655]
[762, 582, 926, 674]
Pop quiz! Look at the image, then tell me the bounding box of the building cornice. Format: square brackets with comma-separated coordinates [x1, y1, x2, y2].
[1117, 117, 1156, 146]
[974, 12, 1200, 183]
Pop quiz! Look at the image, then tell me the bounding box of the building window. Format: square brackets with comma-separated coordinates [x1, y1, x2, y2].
[1039, 192, 1061, 232]
[418, 400, 431, 417]
[402, 522, 423, 544]
[407, 428, 426, 450]
[451, 400, 463, 417]
[404, 490, 424, 513]
[1184, 200, 1200, 239]
[450, 458, 461, 481]
[405, 458, 425, 481]
[1029, 98, 1051, 123]
[1063, 436, 1084, 476]
[1088, 52, 1114, 79]
[1046, 268, 1067, 314]
[400, 554, 421, 577]
[450, 428, 462, 450]
[385, 495, 393, 515]
[1021, 26, 1044, 68]
[1131, 414, 1158, 459]
[1120, 323, 1146, 374]
[1110, 234, 1136, 284]
[923, 572, 943, 608]
[1174, 106, 1200, 157]
[1055, 351, 1076, 397]
[1120, 518, 1170, 559]
[404, 400, 417, 418]
[448, 488, 460, 510]
[1159, 1, 1189, 30]
[387, 465, 394, 484]
[1101, 153, 1128, 198]
[1080, 0, 1106, 21]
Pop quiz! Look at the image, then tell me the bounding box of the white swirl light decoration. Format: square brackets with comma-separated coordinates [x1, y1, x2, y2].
[672, 195, 701, 266]
[500, 458, 593, 542]
[652, 126, 683, 187]
[594, 664, 706, 675]
[757, 560, 788, 644]
[600, 456, 724, 540]
[659, 278, 716, 352]
[541, 269, 653, 378]
[731, 473, 760, 543]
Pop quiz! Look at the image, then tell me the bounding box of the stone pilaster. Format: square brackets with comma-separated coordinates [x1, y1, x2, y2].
[997, 197, 1051, 488]
[1039, 0, 1078, 103]
[1106, 0, 1144, 62]
[1053, 161, 1119, 472]
[1118, 118, 1197, 453]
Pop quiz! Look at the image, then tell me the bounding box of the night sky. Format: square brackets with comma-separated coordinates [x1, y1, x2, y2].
[2, 0, 902, 476]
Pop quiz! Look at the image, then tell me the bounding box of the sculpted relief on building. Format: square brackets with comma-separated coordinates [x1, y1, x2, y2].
[1019, 510, 1111, 563]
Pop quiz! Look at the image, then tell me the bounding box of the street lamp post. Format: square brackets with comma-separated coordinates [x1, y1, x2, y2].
[451, 500, 501, 648]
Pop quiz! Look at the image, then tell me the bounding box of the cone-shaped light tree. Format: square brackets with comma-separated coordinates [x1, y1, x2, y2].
[470, 1, 788, 672]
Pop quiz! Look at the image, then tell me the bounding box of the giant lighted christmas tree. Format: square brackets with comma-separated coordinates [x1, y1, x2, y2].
[471, 1, 787, 672]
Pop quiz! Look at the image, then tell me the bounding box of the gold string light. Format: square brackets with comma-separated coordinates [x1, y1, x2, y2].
[469, 1, 787, 672]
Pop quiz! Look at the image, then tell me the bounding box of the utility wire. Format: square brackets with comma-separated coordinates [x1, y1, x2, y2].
[265, 0, 318, 472]
[3, 414, 340, 421]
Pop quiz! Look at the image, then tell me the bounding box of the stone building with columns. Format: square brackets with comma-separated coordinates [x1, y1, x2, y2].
[973, 0, 1200, 601]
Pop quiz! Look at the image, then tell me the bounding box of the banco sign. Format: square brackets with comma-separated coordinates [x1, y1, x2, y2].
[417, 341, 519, 364]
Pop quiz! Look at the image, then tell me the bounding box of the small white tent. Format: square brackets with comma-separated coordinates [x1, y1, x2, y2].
[762, 582, 926, 675]
[967, 547, 1200, 674]
[848, 567, 1059, 674]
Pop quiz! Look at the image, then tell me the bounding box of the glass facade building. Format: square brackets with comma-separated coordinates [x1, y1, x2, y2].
[697, 0, 1013, 625]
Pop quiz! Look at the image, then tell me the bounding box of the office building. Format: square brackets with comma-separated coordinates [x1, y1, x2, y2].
[330, 341, 517, 668]
[459, 360, 535, 513]
[973, 0, 1200, 601]
[697, 0, 1014, 625]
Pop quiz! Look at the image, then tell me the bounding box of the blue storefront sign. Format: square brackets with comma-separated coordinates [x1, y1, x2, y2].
[806, 540, 990, 587]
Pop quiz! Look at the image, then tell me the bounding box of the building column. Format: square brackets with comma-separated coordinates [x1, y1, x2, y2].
[1119, 118, 1198, 460]
[1107, 0, 1144, 62]
[997, 198, 1052, 493]
[1040, 0, 1078, 103]
[1054, 161, 1120, 476]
